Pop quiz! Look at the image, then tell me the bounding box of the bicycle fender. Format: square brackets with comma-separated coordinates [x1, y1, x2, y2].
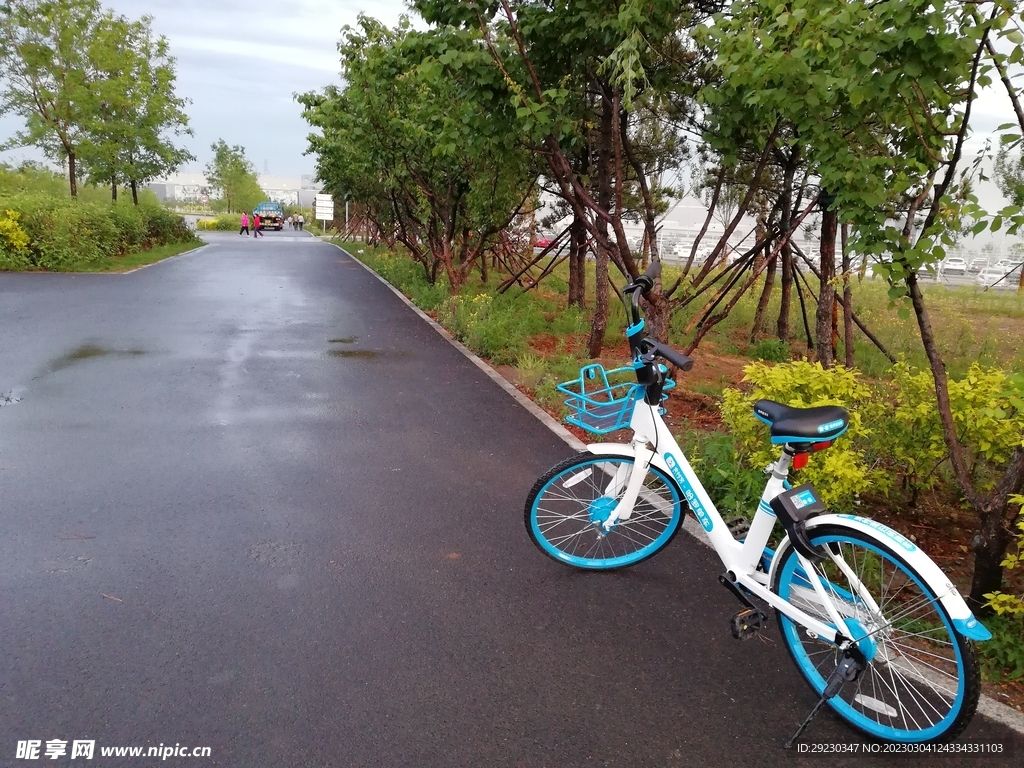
[583, 443, 674, 479]
[768, 514, 991, 641]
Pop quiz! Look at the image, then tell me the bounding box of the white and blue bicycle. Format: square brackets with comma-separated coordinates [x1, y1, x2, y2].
[525, 264, 990, 745]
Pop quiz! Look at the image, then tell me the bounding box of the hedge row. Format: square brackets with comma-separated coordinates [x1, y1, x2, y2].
[0, 193, 198, 271]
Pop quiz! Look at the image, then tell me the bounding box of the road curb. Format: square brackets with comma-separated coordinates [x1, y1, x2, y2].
[331, 242, 1024, 737]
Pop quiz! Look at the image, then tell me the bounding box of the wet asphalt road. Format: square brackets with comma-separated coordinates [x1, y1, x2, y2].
[1, 230, 1021, 767]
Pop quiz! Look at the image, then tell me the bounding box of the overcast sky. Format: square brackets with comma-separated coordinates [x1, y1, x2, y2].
[0, 0, 1016, 221]
[0, 0, 410, 179]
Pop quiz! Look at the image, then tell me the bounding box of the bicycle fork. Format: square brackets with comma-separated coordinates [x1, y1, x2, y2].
[597, 442, 655, 533]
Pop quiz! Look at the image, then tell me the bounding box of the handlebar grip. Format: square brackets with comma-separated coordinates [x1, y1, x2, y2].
[646, 339, 694, 372]
[633, 260, 662, 292]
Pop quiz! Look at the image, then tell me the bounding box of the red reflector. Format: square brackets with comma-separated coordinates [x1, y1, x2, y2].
[813, 441, 832, 452]
[793, 453, 808, 469]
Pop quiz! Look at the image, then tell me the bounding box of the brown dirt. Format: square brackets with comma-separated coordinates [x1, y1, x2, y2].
[493, 338, 1024, 717]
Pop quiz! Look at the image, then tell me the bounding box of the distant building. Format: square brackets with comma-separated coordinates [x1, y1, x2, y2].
[146, 172, 323, 208]
[146, 172, 212, 204]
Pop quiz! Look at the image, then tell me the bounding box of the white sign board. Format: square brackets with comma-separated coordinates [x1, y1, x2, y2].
[314, 193, 334, 221]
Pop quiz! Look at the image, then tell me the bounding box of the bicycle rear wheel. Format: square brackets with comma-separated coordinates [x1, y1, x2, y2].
[525, 452, 683, 570]
[771, 524, 980, 743]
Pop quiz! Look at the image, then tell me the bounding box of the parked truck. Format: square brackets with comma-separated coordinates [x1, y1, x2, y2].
[253, 201, 284, 231]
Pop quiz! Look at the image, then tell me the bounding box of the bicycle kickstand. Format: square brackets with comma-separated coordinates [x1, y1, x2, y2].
[784, 650, 865, 749]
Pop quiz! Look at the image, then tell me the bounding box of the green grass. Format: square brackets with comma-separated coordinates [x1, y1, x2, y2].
[67, 240, 204, 272]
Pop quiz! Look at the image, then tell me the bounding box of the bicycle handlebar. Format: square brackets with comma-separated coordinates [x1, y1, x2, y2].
[644, 338, 695, 372]
[622, 262, 695, 373]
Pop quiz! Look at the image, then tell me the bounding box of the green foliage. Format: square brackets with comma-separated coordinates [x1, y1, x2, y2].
[0, 209, 31, 268]
[0, 0, 192, 197]
[197, 215, 243, 232]
[362, 248, 449, 311]
[978, 499, 1024, 651]
[977, 613, 1024, 682]
[878, 364, 1024, 495]
[0, 192, 196, 271]
[436, 291, 547, 366]
[78, 13, 194, 193]
[682, 430, 765, 519]
[299, 16, 536, 294]
[994, 148, 1024, 208]
[721, 361, 878, 508]
[204, 140, 264, 213]
[748, 337, 790, 362]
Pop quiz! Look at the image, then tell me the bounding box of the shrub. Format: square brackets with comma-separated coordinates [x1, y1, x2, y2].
[0, 209, 31, 269]
[875, 364, 1024, 499]
[748, 337, 790, 362]
[982, 495, 1024, 677]
[196, 215, 240, 232]
[720, 361, 879, 509]
[0, 193, 197, 270]
[682, 430, 766, 519]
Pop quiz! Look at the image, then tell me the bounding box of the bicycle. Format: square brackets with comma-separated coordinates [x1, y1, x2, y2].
[524, 263, 991, 746]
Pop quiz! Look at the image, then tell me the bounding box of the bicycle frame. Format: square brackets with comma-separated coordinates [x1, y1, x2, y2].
[585, 393, 990, 645]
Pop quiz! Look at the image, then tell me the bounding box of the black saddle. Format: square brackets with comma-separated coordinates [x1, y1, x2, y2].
[753, 399, 849, 445]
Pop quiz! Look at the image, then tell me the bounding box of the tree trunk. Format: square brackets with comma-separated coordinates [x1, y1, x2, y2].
[111, 180, 117, 202]
[586, 90, 615, 358]
[68, 152, 78, 198]
[815, 207, 838, 367]
[131, 179, 139, 206]
[751, 247, 777, 343]
[568, 211, 587, 307]
[778, 246, 793, 341]
[587, 244, 609, 358]
[969, 505, 1014, 612]
[841, 222, 855, 367]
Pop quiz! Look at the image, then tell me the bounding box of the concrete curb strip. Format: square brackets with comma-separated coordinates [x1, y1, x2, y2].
[334, 242, 1024, 737]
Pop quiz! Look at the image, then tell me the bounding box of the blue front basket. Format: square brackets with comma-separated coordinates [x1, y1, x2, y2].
[557, 363, 674, 435]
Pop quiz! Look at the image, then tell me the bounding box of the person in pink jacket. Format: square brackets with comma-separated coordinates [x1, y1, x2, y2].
[239, 212, 249, 236]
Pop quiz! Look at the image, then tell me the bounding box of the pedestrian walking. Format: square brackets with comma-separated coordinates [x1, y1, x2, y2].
[298, 214, 304, 231]
[253, 213, 263, 237]
[239, 211, 249, 236]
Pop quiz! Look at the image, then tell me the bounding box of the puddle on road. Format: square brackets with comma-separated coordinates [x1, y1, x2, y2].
[49, 345, 147, 372]
[328, 349, 378, 359]
[328, 337, 358, 344]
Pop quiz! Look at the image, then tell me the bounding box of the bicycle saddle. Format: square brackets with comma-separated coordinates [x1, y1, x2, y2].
[753, 399, 849, 444]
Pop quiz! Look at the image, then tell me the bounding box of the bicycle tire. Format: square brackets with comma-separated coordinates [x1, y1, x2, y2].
[771, 523, 980, 743]
[525, 452, 683, 570]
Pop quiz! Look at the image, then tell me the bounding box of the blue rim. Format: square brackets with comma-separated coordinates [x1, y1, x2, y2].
[776, 532, 966, 742]
[529, 457, 682, 569]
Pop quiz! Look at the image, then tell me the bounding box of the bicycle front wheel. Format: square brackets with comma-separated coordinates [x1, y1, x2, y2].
[772, 524, 980, 743]
[525, 452, 683, 570]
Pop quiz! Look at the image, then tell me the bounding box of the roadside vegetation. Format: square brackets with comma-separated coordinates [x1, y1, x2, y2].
[303, 2, 1024, 695]
[0, 163, 199, 271]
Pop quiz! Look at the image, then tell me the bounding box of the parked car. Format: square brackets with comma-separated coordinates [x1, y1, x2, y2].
[941, 257, 967, 275]
[533, 236, 555, 250]
[968, 258, 987, 273]
[993, 258, 1023, 272]
[977, 265, 1022, 289]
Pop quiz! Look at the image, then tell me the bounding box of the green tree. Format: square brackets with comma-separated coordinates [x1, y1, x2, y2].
[204, 139, 263, 214]
[79, 13, 193, 204]
[300, 16, 536, 294]
[994, 147, 1024, 208]
[0, 0, 110, 196]
[704, 0, 1024, 610]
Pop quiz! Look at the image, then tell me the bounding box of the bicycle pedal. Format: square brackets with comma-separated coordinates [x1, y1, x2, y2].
[729, 608, 767, 640]
[725, 515, 750, 538]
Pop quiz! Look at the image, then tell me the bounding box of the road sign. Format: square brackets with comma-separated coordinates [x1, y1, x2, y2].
[314, 193, 334, 221]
